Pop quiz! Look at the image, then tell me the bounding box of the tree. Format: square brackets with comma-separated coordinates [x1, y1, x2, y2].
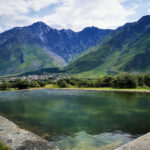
[144, 73, 150, 87]
[37, 81, 47, 87]
[57, 80, 67, 88]
[29, 81, 40, 88]
[113, 73, 137, 88]
[15, 79, 30, 89]
[101, 76, 114, 87]
[94, 77, 103, 87]
[137, 74, 145, 87]
[0, 81, 10, 90]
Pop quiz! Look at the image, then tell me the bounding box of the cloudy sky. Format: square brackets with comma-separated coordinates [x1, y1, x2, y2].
[0, 0, 149, 32]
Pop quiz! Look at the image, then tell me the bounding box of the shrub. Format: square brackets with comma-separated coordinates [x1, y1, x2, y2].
[57, 80, 68, 88]
[15, 79, 30, 89]
[37, 81, 47, 87]
[137, 74, 145, 87]
[101, 76, 114, 87]
[76, 79, 93, 87]
[0, 81, 10, 90]
[94, 77, 103, 87]
[144, 73, 150, 87]
[29, 81, 40, 88]
[113, 73, 137, 88]
[67, 79, 76, 86]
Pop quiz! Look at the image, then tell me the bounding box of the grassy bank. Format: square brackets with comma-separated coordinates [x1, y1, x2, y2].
[46, 87, 150, 93]
[0, 142, 11, 150]
[44, 84, 150, 92]
[1, 85, 150, 93]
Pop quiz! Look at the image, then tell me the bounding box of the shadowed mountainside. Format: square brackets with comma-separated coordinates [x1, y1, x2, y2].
[0, 22, 112, 75]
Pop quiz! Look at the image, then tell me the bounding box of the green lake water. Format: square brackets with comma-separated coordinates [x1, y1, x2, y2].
[0, 89, 150, 150]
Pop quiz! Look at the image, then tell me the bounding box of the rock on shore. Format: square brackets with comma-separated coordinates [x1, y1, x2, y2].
[0, 115, 59, 150]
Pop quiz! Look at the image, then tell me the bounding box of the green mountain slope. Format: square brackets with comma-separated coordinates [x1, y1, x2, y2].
[0, 22, 112, 76]
[0, 43, 60, 75]
[116, 28, 150, 72]
[65, 15, 150, 75]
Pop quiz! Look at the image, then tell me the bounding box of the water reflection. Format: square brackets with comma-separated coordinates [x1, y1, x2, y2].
[0, 89, 150, 150]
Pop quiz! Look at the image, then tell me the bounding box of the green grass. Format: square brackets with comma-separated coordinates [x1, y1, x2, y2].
[32, 85, 150, 92]
[1, 84, 150, 93]
[0, 142, 11, 150]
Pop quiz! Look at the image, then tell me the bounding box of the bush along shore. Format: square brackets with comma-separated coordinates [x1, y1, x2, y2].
[0, 73, 150, 91]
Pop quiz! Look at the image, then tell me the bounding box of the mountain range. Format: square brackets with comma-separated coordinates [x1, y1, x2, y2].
[0, 22, 111, 75]
[0, 15, 150, 76]
[66, 15, 150, 75]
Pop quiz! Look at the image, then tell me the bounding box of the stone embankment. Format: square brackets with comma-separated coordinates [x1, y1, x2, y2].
[115, 132, 150, 150]
[0, 115, 59, 150]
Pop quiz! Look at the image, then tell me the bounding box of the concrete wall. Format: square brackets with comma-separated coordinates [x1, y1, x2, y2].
[0, 115, 59, 150]
[115, 132, 150, 150]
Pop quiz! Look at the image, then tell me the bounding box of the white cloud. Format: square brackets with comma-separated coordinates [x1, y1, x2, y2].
[0, 0, 59, 31]
[148, 2, 150, 15]
[42, 0, 137, 31]
[0, 0, 140, 32]
[0, 27, 3, 33]
[0, 0, 59, 15]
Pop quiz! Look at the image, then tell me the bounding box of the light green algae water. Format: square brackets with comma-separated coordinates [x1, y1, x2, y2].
[0, 89, 150, 150]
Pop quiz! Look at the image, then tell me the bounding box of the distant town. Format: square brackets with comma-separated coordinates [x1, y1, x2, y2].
[0, 73, 72, 82]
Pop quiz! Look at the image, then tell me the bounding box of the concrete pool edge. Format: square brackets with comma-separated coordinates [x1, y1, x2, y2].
[115, 132, 150, 150]
[0, 115, 59, 150]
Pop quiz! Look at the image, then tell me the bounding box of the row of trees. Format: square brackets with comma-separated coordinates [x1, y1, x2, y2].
[0, 79, 47, 90]
[1, 73, 150, 90]
[57, 73, 150, 89]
